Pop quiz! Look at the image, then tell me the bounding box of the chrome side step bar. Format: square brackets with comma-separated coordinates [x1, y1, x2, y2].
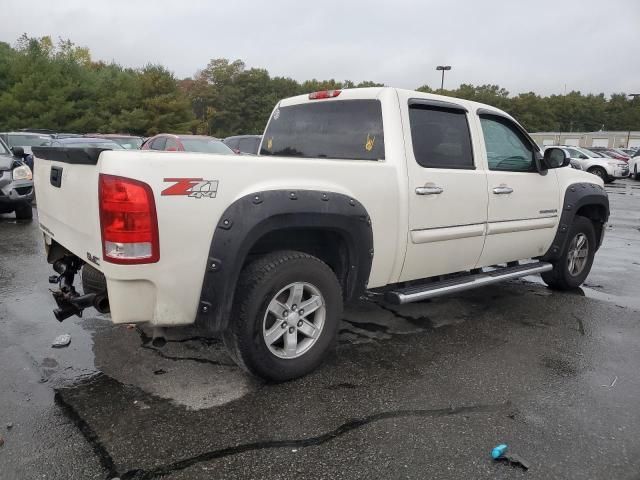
[384, 262, 553, 305]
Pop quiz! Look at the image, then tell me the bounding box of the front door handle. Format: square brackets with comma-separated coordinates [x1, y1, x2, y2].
[493, 185, 513, 195]
[416, 183, 444, 195]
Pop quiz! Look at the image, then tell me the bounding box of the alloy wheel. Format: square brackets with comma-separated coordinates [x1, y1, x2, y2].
[567, 233, 589, 277]
[262, 282, 326, 359]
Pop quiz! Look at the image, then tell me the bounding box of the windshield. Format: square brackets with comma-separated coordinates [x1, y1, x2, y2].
[8, 134, 51, 147]
[577, 148, 599, 158]
[109, 137, 144, 149]
[180, 138, 234, 154]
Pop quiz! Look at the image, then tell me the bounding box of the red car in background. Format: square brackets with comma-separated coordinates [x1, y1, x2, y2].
[142, 134, 235, 154]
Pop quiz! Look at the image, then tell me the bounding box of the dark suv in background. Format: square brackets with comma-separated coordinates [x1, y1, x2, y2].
[0, 131, 52, 170]
[0, 137, 34, 220]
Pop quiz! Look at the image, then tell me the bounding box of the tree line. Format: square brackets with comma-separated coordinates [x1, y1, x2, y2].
[1, 35, 639, 137]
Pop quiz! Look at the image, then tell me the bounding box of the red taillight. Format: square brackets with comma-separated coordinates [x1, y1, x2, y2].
[99, 174, 159, 264]
[308, 89, 342, 100]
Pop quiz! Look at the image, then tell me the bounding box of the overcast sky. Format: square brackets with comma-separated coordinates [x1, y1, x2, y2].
[3, 0, 639, 96]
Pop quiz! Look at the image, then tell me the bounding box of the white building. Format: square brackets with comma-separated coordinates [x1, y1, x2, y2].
[529, 131, 640, 149]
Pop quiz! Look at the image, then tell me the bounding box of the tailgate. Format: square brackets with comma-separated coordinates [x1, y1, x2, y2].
[32, 147, 106, 267]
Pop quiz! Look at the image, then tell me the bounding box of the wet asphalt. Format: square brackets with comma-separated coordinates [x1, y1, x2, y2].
[1, 179, 640, 480]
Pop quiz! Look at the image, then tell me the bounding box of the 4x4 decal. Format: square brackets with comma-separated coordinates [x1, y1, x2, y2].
[162, 178, 219, 198]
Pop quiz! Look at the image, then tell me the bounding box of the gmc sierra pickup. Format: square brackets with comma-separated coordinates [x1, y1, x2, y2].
[33, 87, 609, 381]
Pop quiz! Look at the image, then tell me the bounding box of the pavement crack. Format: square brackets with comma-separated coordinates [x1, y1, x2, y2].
[119, 401, 509, 479]
[165, 336, 221, 346]
[372, 301, 433, 327]
[140, 344, 235, 367]
[135, 326, 234, 366]
[342, 318, 388, 332]
[573, 314, 586, 336]
[54, 388, 119, 480]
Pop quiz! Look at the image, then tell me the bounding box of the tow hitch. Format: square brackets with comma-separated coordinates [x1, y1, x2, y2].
[48, 256, 108, 321]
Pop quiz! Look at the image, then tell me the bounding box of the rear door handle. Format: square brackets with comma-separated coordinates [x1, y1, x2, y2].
[493, 185, 513, 195]
[415, 183, 444, 195]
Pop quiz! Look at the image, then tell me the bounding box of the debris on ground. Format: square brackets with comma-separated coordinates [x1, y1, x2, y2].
[492, 443, 530, 471]
[153, 369, 167, 375]
[52, 334, 71, 348]
[602, 375, 618, 388]
[6, 422, 13, 430]
[0, 435, 4, 447]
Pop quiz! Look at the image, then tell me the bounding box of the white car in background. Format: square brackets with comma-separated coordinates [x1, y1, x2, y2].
[542, 146, 628, 183]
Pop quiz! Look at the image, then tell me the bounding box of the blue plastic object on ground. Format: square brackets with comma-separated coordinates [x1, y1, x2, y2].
[492, 444, 508, 459]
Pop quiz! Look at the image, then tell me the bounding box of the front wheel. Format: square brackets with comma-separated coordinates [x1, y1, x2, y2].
[542, 216, 596, 290]
[223, 250, 343, 382]
[634, 164, 640, 181]
[588, 167, 611, 183]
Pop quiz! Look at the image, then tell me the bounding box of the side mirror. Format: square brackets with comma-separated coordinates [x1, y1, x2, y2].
[11, 146, 24, 157]
[543, 147, 570, 169]
[579, 154, 588, 159]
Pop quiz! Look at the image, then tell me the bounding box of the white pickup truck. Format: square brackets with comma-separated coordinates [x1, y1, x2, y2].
[33, 87, 609, 381]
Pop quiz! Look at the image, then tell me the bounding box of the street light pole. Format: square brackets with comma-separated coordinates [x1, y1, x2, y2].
[436, 65, 451, 91]
[627, 94, 639, 148]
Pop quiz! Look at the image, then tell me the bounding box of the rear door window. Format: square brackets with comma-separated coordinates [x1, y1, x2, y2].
[409, 105, 474, 169]
[260, 100, 385, 160]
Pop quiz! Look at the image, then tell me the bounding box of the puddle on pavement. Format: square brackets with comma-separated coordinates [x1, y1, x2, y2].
[523, 276, 640, 311]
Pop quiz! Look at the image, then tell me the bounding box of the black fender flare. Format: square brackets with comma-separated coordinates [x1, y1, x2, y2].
[195, 190, 373, 332]
[541, 182, 609, 262]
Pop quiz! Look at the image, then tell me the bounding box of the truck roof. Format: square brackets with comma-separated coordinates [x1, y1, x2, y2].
[278, 87, 510, 119]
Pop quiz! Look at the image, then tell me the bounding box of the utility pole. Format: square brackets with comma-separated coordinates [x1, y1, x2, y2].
[436, 65, 451, 91]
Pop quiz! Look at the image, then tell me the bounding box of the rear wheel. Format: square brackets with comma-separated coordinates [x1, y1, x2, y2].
[223, 250, 342, 382]
[634, 164, 639, 181]
[542, 216, 596, 290]
[14, 204, 33, 220]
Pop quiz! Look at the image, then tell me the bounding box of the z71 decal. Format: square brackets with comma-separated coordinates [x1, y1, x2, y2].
[162, 178, 219, 198]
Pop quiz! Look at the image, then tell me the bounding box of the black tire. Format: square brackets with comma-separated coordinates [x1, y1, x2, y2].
[14, 204, 33, 220]
[82, 264, 107, 295]
[634, 164, 639, 181]
[542, 216, 596, 290]
[588, 166, 610, 183]
[223, 250, 343, 382]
